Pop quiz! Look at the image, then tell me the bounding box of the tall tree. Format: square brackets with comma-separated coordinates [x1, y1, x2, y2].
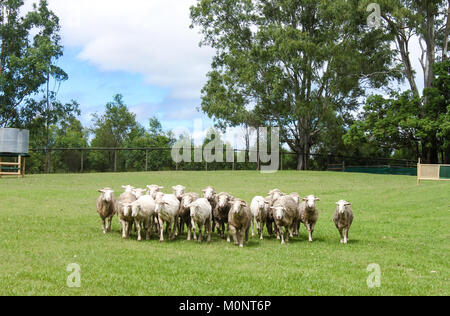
[0, 0, 65, 127]
[191, 0, 400, 170]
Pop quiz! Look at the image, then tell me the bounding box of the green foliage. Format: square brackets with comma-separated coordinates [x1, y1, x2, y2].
[0, 0, 66, 126]
[191, 0, 400, 170]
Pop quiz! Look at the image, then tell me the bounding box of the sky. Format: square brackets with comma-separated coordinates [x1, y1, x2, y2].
[23, 0, 425, 148]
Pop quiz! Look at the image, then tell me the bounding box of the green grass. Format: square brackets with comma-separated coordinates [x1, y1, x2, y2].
[0, 171, 448, 296]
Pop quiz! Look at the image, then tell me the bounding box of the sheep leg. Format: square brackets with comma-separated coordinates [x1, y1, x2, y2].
[192, 219, 197, 241]
[279, 225, 285, 245]
[107, 216, 113, 233]
[101, 219, 107, 234]
[251, 216, 255, 238]
[187, 219, 192, 241]
[207, 218, 212, 243]
[227, 224, 231, 243]
[146, 218, 152, 240]
[344, 227, 349, 244]
[198, 224, 203, 243]
[306, 222, 314, 242]
[339, 228, 344, 244]
[159, 218, 164, 242]
[245, 227, 250, 245]
[230, 226, 238, 246]
[135, 220, 142, 241]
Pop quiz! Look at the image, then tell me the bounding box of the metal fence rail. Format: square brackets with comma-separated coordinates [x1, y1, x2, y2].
[23, 147, 417, 175]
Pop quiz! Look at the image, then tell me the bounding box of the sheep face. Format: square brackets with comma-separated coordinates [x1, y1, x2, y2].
[122, 203, 133, 217]
[269, 189, 284, 201]
[172, 186, 186, 200]
[189, 204, 199, 218]
[217, 194, 230, 208]
[303, 195, 320, 209]
[272, 207, 285, 221]
[229, 200, 246, 215]
[182, 194, 195, 209]
[147, 185, 164, 199]
[202, 187, 216, 201]
[98, 188, 114, 203]
[132, 188, 146, 199]
[122, 185, 135, 193]
[336, 200, 351, 214]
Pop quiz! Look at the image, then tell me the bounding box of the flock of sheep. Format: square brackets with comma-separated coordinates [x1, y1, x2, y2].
[96, 185, 354, 247]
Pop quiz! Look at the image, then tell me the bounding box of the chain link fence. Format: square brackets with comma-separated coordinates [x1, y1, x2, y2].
[25, 147, 417, 175]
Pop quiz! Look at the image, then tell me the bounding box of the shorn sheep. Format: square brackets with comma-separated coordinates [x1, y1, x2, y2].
[131, 195, 156, 241]
[117, 191, 137, 239]
[333, 200, 354, 244]
[272, 196, 298, 244]
[147, 185, 164, 199]
[97, 188, 116, 234]
[202, 186, 218, 231]
[299, 195, 320, 242]
[214, 192, 233, 238]
[155, 194, 180, 242]
[265, 190, 285, 238]
[227, 199, 252, 248]
[188, 198, 212, 243]
[250, 196, 269, 240]
[179, 192, 200, 235]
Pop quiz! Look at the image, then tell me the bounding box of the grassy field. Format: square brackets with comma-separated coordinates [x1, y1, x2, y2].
[0, 171, 448, 296]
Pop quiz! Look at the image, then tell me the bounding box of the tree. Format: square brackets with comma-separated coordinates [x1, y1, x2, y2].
[191, 0, 400, 170]
[0, 0, 65, 127]
[376, 0, 449, 162]
[344, 60, 450, 163]
[90, 94, 141, 172]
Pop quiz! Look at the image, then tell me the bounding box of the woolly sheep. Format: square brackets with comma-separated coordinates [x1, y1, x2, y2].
[299, 195, 320, 242]
[333, 200, 354, 244]
[227, 199, 252, 248]
[250, 196, 269, 240]
[147, 185, 164, 199]
[214, 192, 234, 238]
[96, 188, 116, 234]
[272, 196, 298, 244]
[131, 195, 156, 241]
[117, 191, 137, 239]
[172, 185, 186, 201]
[179, 192, 200, 235]
[188, 198, 213, 243]
[155, 194, 180, 242]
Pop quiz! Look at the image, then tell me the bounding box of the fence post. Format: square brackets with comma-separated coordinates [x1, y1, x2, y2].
[145, 149, 148, 172]
[280, 152, 283, 171]
[114, 149, 118, 173]
[80, 150, 84, 173]
[417, 158, 421, 185]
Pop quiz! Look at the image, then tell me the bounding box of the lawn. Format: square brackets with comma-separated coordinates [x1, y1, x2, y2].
[0, 171, 448, 296]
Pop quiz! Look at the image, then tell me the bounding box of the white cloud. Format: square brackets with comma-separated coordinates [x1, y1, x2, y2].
[42, 0, 214, 101]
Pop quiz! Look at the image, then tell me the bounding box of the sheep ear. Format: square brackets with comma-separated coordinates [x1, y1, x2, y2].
[345, 203, 351, 206]
[302, 198, 307, 201]
[315, 198, 320, 201]
[98, 190, 104, 193]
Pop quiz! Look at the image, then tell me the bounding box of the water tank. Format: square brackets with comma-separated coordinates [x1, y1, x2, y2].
[0, 128, 30, 154]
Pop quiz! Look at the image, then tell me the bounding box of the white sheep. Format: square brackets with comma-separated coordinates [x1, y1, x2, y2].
[250, 196, 269, 240]
[299, 195, 320, 242]
[132, 188, 147, 200]
[227, 199, 252, 247]
[117, 192, 137, 239]
[131, 195, 156, 241]
[155, 194, 180, 242]
[122, 185, 135, 193]
[272, 196, 298, 244]
[333, 200, 354, 244]
[96, 188, 116, 234]
[188, 198, 213, 243]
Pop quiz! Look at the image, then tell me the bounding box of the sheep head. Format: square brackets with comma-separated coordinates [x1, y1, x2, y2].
[98, 188, 114, 202]
[229, 199, 247, 215]
[122, 203, 133, 217]
[172, 185, 186, 200]
[303, 195, 320, 209]
[122, 185, 135, 193]
[336, 200, 351, 214]
[202, 187, 216, 201]
[147, 185, 164, 199]
[132, 188, 146, 199]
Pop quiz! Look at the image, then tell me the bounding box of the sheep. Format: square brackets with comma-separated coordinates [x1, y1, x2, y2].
[179, 192, 200, 236]
[333, 200, 354, 244]
[172, 185, 186, 201]
[250, 196, 269, 240]
[122, 185, 135, 193]
[147, 185, 164, 199]
[96, 188, 117, 234]
[117, 191, 137, 239]
[155, 194, 180, 242]
[299, 195, 320, 242]
[269, 189, 285, 202]
[289, 192, 301, 236]
[132, 188, 147, 200]
[202, 186, 218, 232]
[131, 195, 156, 241]
[214, 192, 234, 238]
[188, 198, 213, 243]
[227, 199, 252, 248]
[271, 196, 298, 244]
[265, 190, 285, 239]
